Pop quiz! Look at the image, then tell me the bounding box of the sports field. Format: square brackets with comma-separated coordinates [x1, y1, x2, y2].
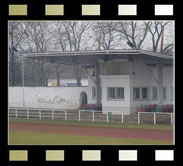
[9, 119, 173, 145]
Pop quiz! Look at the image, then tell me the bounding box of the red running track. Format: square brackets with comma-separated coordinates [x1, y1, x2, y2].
[9, 122, 173, 142]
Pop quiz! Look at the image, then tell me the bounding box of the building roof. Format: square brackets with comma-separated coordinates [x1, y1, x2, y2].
[21, 49, 173, 66]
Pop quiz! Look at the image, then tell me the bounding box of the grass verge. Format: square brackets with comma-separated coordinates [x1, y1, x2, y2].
[9, 131, 173, 145]
[9, 118, 173, 130]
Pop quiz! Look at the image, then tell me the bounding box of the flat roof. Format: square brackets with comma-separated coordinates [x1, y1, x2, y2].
[21, 49, 173, 65]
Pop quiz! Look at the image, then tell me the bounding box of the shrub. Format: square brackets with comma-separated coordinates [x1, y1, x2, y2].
[137, 104, 173, 113]
[80, 104, 102, 111]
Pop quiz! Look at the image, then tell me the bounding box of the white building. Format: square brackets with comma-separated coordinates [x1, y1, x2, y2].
[9, 50, 173, 115]
[87, 58, 173, 114]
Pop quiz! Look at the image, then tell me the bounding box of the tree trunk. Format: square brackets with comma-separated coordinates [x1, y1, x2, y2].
[74, 66, 81, 86]
[11, 51, 15, 86]
[10, 26, 15, 86]
[55, 64, 60, 86]
[160, 26, 164, 54]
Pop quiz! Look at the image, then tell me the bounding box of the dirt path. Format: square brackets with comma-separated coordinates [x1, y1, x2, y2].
[9, 122, 173, 141]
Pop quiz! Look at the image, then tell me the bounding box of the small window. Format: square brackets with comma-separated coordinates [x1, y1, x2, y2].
[152, 87, 158, 100]
[163, 87, 167, 100]
[108, 87, 124, 99]
[108, 88, 116, 99]
[171, 87, 173, 101]
[92, 87, 96, 98]
[133, 88, 140, 100]
[117, 88, 124, 99]
[142, 87, 149, 100]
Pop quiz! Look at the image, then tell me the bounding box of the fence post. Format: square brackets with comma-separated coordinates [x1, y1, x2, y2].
[79, 110, 80, 121]
[65, 110, 67, 121]
[138, 112, 140, 124]
[121, 113, 124, 123]
[39, 109, 41, 120]
[92, 111, 94, 122]
[154, 112, 156, 125]
[171, 113, 173, 125]
[52, 110, 54, 120]
[27, 109, 29, 119]
[15, 109, 18, 118]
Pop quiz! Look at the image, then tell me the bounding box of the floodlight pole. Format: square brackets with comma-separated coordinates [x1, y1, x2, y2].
[22, 56, 25, 108]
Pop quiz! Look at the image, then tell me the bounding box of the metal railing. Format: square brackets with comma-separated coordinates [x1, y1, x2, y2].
[138, 112, 174, 125]
[9, 107, 174, 125]
[79, 110, 124, 123]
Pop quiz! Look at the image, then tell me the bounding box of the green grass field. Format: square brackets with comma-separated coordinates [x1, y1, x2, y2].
[9, 131, 172, 145]
[9, 119, 173, 145]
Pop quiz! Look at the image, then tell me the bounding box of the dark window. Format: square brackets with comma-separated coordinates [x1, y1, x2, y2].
[152, 87, 158, 100]
[92, 87, 96, 98]
[133, 88, 140, 99]
[108, 87, 124, 99]
[171, 87, 173, 101]
[142, 87, 149, 99]
[163, 87, 167, 100]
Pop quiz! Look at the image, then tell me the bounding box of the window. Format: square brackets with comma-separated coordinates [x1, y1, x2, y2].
[152, 87, 158, 100]
[142, 87, 149, 99]
[133, 88, 140, 99]
[171, 87, 173, 101]
[163, 87, 167, 100]
[108, 87, 124, 99]
[92, 87, 96, 98]
[133, 87, 150, 100]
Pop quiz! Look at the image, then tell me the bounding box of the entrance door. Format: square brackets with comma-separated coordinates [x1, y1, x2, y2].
[80, 92, 88, 104]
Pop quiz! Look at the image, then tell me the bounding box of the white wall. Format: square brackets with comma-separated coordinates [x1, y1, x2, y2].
[87, 60, 173, 115]
[150, 66, 173, 105]
[130, 60, 173, 112]
[9, 87, 89, 109]
[100, 75, 131, 115]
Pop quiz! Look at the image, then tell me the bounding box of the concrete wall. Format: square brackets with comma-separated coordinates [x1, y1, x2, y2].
[86, 60, 173, 115]
[130, 60, 173, 113]
[9, 87, 89, 109]
[100, 75, 131, 115]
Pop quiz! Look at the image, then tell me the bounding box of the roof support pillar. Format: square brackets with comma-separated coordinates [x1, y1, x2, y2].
[158, 63, 164, 105]
[95, 61, 101, 105]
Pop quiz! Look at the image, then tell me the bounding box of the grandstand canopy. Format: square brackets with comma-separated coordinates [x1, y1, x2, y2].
[21, 49, 173, 66]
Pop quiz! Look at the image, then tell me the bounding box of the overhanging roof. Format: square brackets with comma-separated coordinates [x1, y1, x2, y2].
[21, 49, 173, 66]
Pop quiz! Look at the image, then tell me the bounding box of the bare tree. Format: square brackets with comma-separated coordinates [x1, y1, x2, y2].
[62, 22, 91, 86]
[21, 22, 54, 86]
[116, 21, 151, 50]
[91, 22, 120, 50]
[51, 22, 68, 86]
[148, 21, 173, 54]
[9, 22, 28, 86]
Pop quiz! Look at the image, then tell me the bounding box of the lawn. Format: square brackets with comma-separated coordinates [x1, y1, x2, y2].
[9, 118, 173, 130]
[9, 131, 172, 145]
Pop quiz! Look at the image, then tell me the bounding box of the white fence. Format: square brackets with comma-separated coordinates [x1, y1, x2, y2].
[138, 112, 174, 125]
[79, 110, 124, 123]
[9, 107, 174, 125]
